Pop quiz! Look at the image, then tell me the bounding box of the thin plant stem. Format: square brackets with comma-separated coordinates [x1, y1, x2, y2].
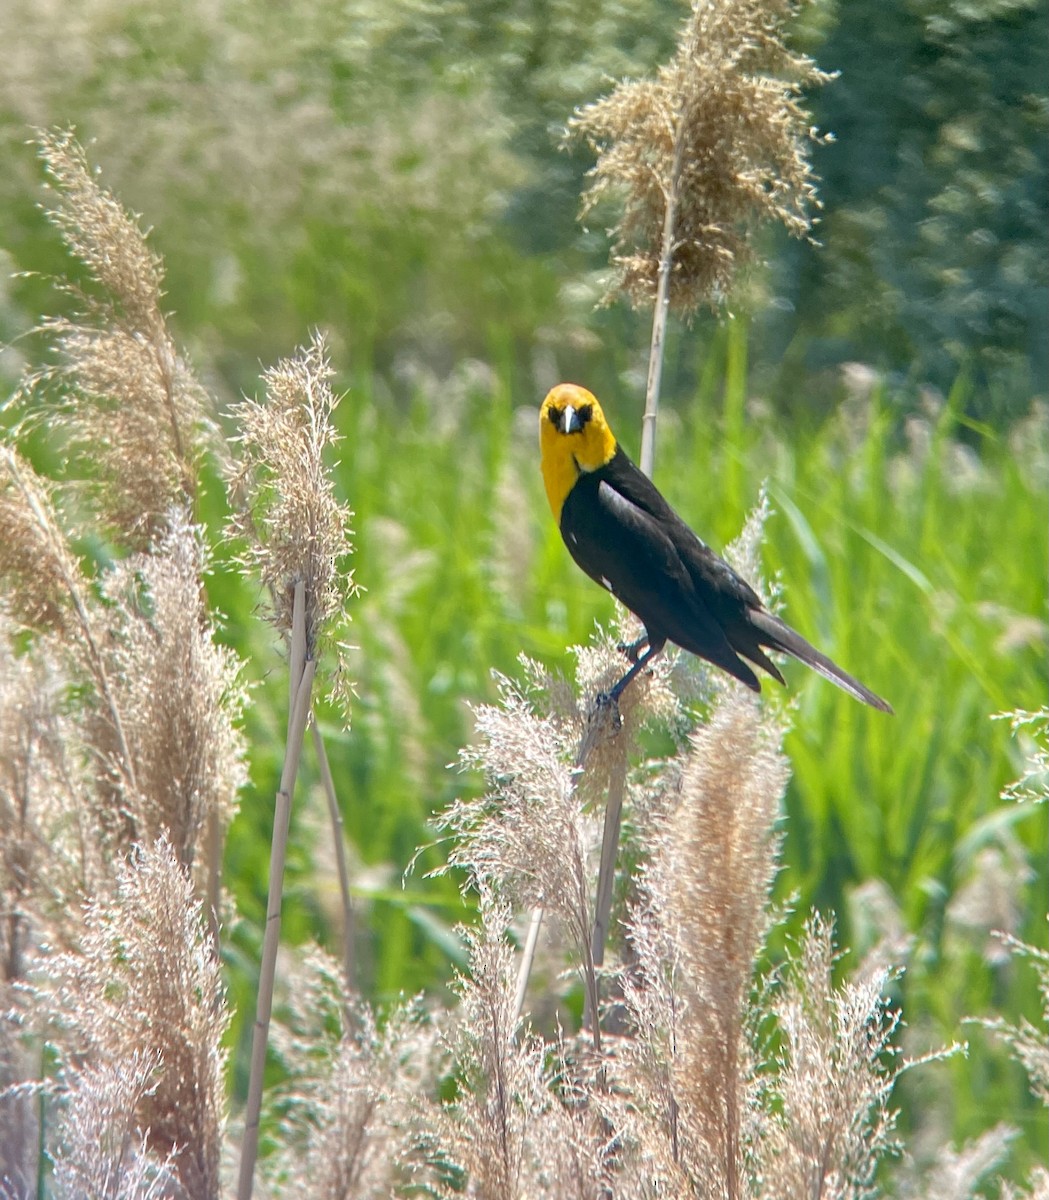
[512, 702, 617, 1041]
[204, 808, 222, 954]
[288, 579, 307, 728]
[638, 105, 686, 478]
[589, 764, 626, 971]
[512, 905, 544, 1025]
[237, 583, 317, 1200]
[581, 918, 603, 1054]
[589, 101, 685, 1034]
[311, 720, 356, 991]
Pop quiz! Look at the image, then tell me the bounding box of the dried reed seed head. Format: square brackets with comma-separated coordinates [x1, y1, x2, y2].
[37, 128, 165, 336]
[673, 694, 786, 1140]
[0, 635, 90, 976]
[571, 615, 680, 788]
[442, 629, 681, 956]
[446, 674, 597, 928]
[269, 948, 437, 1199]
[230, 332, 356, 655]
[42, 837, 228, 1199]
[54, 322, 206, 544]
[0, 448, 83, 633]
[32, 130, 212, 546]
[49, 1050, 180, 1197]
[980, 936, 1049, 1110]
[608, 707, 904, 1198]
[904, 1124, 1020, 1200]
[101, 516, 247, 867]
[570, 0, 831, 312]
[610, 693, 788, 1190]
[662, 692, 788, 975]
[724, 482, 778, 607]
[759, 913, 902, 1199]
[428, 888, 598, 1198]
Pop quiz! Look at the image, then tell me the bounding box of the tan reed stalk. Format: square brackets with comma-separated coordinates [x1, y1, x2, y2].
[569, 0, 831, 1007]
[312, 721, 357, 990]
[237, 583, 317, 1200]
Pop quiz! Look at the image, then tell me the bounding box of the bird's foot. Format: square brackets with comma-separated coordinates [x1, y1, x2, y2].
[590, 690, 622, 734]
[616, 636, 648, 664]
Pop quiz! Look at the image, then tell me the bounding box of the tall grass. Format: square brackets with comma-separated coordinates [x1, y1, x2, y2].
[208, 328, 1046, 1170]
[0, 6, 1044, 1186]
[1, 229, 1045, 1200]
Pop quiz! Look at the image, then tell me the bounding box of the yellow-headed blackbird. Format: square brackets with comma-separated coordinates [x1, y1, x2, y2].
[539, 383, 893, 713]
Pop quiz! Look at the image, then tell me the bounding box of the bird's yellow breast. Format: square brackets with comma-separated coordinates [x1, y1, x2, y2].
[539, 384, 618, 522]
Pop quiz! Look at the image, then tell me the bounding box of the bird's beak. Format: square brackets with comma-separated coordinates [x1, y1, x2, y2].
[561, 405, 582, 435]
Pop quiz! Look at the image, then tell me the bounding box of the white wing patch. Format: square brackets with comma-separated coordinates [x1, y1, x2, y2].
[600, 575, 613, 591]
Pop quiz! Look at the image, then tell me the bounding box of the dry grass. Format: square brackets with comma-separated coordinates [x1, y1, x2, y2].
[569, 0, 831, 313]
[228, 332, 357, 680]
[42, 838, 229, 1199]
[0, 34, 1040, 1196]
[0, 132, 244, 1194]
[267, 949, 434, 1200]
[31, 128, 210, 547]
[603, 692, 787, 1197]
[417, 888, 607, 1200]
[100, 516, 246, 869]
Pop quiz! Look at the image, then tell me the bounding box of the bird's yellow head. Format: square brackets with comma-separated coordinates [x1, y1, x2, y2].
[539, 383, 618, 521]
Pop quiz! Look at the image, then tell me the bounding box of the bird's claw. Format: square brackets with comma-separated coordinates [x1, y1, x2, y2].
[615, 641, 637, 664]
[591, 690, 622, 733]
[616, 638, 647, 664]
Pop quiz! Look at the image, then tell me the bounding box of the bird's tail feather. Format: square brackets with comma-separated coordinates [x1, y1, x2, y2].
[748, 609, 894, 714]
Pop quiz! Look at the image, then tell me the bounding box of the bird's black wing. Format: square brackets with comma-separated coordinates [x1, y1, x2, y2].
[564, 447, 892, 711]
[560, 462, 760, 690]
[598, 448, 765, 613]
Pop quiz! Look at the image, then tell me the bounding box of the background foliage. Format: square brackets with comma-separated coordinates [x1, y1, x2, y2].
[1, 0, 1046, 1184]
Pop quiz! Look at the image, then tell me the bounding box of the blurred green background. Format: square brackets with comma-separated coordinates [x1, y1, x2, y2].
[1, 0, 1046, 1181]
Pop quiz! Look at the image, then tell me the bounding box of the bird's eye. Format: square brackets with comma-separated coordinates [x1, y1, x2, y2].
[547, 406, 562, 427]
[577, 404, 593, 425]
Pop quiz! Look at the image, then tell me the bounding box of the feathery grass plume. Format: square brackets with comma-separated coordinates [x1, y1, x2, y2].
[0, 632, 83, 1189]
[100, 514, 247, 870]
[569, 620, 680, 789]
[993, 707, 1049, 807]
[724, 484, 778, 609]
[42, 837, 229, 1200]
[756, 913, 901, 1199]
[440, 646, 671, 984]
[420, 888, 606, 1199]
[32, 128, 210, 547]
[896, 1124, 1018, 1200]
[229, 331, 357, 670]
[975, 708, 1049, 1111]
[0, 636, 65, 979]
[48, 1050, 179, 1200]
[0, 447, 88, 635]
[438, 632, 678, 1036]
[0, 447, 143, 820]
[1002, 1169, 1049, 1200]
[569, 0, 831, 314]
[230, 332, 357, 1199]
[441, 668, 598, 977]
[268, 947, 435, 1200]
[0, 473, 243, 861]
[0, 463, 243, 894]
[607, 691, 788, 1195]
[979, 935, 1049, 1115]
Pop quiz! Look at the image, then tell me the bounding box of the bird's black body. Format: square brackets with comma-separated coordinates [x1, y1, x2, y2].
[559, 445, 892, 712]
